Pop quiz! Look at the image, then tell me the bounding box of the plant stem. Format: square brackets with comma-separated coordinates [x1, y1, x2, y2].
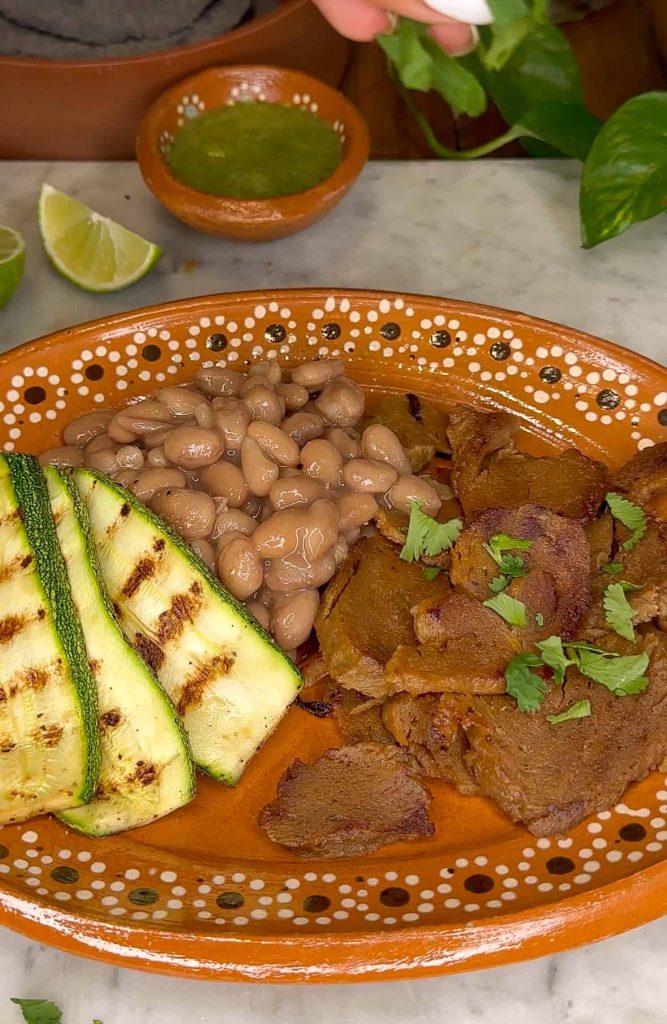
[397, 78, 536, 160]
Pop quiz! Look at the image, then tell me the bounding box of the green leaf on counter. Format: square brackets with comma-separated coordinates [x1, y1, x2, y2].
[603, 582, 636, 641]
[605, 492, 647, 551]
[505, 651, 548, 712]
[483, 592, 527, 627]
[379, 18, 487, 117]
[11, 1000, 62, 1024]
[580, 92, 667, 247]
[546, 698, 591, 725]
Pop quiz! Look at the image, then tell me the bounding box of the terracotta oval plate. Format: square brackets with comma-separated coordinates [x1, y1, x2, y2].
[0, 290, 666, 983]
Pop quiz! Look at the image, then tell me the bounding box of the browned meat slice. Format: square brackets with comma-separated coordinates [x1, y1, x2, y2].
[316, 534, 451, 698]
[450, 504, 591, 641]
[258, 743, 434, 857]
[384, 641, 508, 695]
[364, 393, 450, 471]
[448, 405, 607, 521]
[613, 441, 667, 507]
[382, 693, 478, 794]
[615, 518, 667, 624]
[457, 630, 667, 836]
[586, 513, 614, 571]
[325, 681, 395, 746]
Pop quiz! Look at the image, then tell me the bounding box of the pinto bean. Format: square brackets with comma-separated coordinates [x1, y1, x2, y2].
[276, 381, 309, 411]
[387, 474, 441, 515]
[163, 426, 223, 468]
[156, 386, 208, 419]
[39, 446, 84, 468]
[253, 499, 338, 561]
[247, 421, 300, 467]
[333, 535, 349, 566]
[142, 425, 173, 451]
[199, 461, 248, 508]
[247, 361, 282, 386]
[361, 424, 411, 474]
[245, 599, 271, 631]
[116, 445, 144, 470]
[212, 398, 251, 458]
[194, 403, 215, 429]
[243, 383, 285, 424]
[151, 487, 216, 539]
[240, 437, 279, 497]
[300, 439, 343, 486]
[270, 589, 320, 650]
[194, 366, 244, 397]
[269, 476, 328, 510]
[129, 467, 187, 502]
[63, 410, 114, 448]
[212, 509, 257, 540]
[146, 446, 168, 468]
[337, 492, 378, 532]
[264, 549, 337, 592]
[216, 529, 248, 556]
[84, 448, 119, 474]
[281, 412, 325, 446]
[326, 427, 361, 460]
[109, 400, 174, 443]
[114, 469, 139, 488]
[189, 537, 217, 573]
[218, 537, 264, 600]
[342, 459, 398, 494]
[315, 378, 364, 427]
[290, 359, 344, 390]
[85, 432, 116, 455]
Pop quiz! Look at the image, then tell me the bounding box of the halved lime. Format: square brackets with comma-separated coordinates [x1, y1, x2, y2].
[0, 226, 26, 309]
[38, 183, 162, 293]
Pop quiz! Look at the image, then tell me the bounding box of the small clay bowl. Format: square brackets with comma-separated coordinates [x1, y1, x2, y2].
[136, 65, 369, 242]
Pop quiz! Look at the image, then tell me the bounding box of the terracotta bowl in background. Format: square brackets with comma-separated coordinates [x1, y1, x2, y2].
[136, 65, 369, 242]
[0, 0, 350, 161]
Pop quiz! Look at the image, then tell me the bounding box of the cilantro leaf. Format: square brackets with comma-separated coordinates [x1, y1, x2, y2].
[576, 649, 649, 695]
[400, 501, 462, 562]
[619, 580, 644, 592]
[489, 575, 510, 593]
[504, 652, 548, 712]
[602, 562, 623, 575]
[546, 698, 591, 725]
[605, 492, 647, 551]
[497, 552, 527, 578]
[11, 1000, 62, 1024]
[534, 612, 544, 627]
[422, 566, 441, 581]
[536, 635, 575, 684]
[483, 592, 527, 627]
[485, 533, 532, 563]
[603, 582, 636, 641]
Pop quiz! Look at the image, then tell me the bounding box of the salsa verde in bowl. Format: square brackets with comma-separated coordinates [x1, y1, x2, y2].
[136, 64, 369, 241]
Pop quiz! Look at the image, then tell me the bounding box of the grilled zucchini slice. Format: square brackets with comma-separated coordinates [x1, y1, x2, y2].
[46, 468, 195, 836]
[75, 469, 302, 784]
[0, 454, 99, 825]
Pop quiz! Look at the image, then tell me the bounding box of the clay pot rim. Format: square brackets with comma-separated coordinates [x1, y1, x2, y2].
[0, 0, 304, 69]
[135, 64, 370, 239]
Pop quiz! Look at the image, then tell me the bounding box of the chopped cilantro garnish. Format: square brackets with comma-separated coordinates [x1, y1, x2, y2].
[534, 612, 544, 627]
[603, 581, 636, 641]
[400, 501, 462, 562]
[606, 492, 647, 551]
[504, 652, 548, 712]
[576, 649, 649, 695]
[619, 580, 643, 592]
[422, 566, 441, 582]
[484, 533, 531, 579]
[489, 575, 510, 593]
[483, 592, 527, 627]
[602, 562, 623, 575]
[536, 635, 575, 684]
[546, 699, 591, 725]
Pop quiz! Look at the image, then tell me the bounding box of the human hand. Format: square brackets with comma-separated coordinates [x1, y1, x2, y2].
[311, 0, 493, 57]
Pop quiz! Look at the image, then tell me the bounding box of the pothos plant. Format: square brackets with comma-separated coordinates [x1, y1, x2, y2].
[378, 0, 667, 248]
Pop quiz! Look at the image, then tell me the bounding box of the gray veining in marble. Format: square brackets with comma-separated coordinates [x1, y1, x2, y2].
[0, 159, 666, 1021]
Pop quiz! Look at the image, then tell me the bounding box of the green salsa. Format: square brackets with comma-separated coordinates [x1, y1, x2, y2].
[166, 102, 342, 200]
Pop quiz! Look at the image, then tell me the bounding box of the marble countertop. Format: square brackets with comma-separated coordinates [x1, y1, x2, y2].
[0, 159, 666, 1022]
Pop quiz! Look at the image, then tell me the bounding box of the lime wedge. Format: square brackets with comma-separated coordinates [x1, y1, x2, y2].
[38, 183, 162, 293]
[0, 226, 26, 309]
